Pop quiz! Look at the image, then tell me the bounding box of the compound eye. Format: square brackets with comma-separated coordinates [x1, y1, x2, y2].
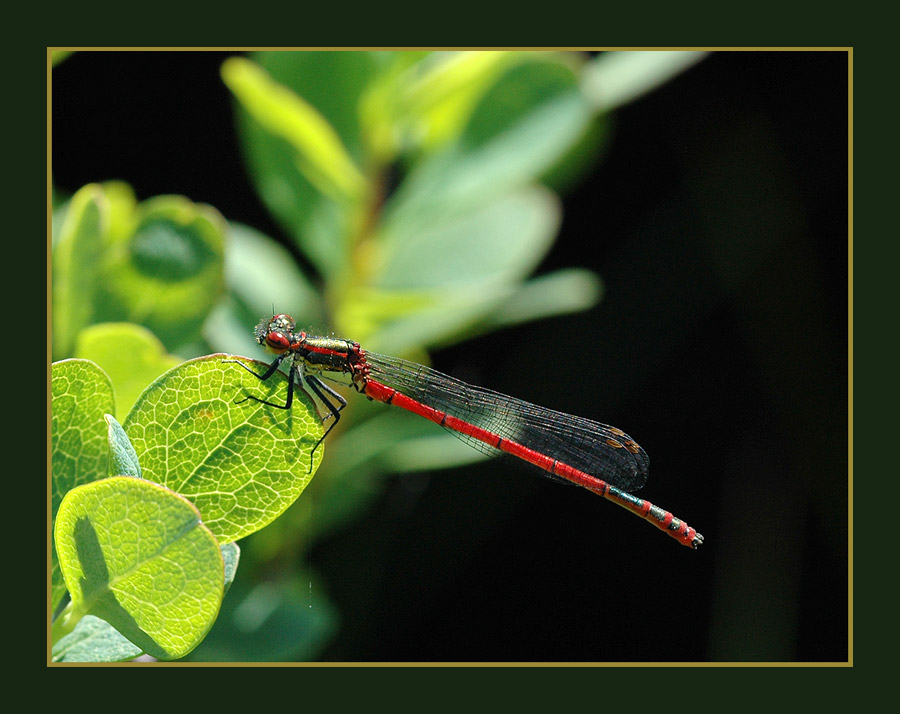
[272, 313, 296, 332]
[265, 331, 292, 353]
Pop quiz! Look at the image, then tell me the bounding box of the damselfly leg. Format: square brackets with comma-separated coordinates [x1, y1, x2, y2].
[224, 357, 347, 473]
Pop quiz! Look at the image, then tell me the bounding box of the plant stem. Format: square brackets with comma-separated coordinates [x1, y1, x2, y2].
[50, 600, 82, 645]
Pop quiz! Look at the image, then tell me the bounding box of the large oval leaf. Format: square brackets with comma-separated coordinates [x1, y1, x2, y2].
[54, 476, 224, 660]
[51, 359, 116, 611]
[123, 354, 324, 542]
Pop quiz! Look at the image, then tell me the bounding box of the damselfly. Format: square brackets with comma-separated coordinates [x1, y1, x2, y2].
[226, 314, 704, 549]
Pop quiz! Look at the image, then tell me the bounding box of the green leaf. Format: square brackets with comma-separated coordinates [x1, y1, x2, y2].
[364, 51, 518, 158]
[202, 221, 326, 357]
[485, 268, 604, 329]
[105, 414, 141, 478]
[340, 282, 514, 354]
[75, 323, 180, 420]
[385, 430, 491, 473]
[52, 50, 73, 67]
[51, 360, 117, 513]
[53, 540, 239, 662]
[381, 58, 590, 239]
[336, 186, 564, 348]
[221, 56, 366, 204]
[123, 354, 323, 543]
[355, 269, 602, 354]
[52, 185, 107, 359]
[539, 112, 611, 194]
[376, 185, 560, 291]
[580, 50, 709, 113]
[334, 407, 490, 474]
[221, 541, 241, 594]
[95, 195, 227, 350]
[51, 359, 117, 612]
[52, 184, 226, 355]
[181, 573, 337, 662]
[52, 615, 143, 663]
[54, 476, 224, 660]
[226, 52, 381, 276]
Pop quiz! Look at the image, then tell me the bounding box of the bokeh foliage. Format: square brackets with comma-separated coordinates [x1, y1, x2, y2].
[50, 50, 706, 661]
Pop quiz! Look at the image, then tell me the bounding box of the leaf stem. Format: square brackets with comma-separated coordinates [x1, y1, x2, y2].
[50, 600, 83, 645]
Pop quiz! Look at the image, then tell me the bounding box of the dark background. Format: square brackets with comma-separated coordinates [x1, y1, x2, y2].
[51, 50, 849, 662]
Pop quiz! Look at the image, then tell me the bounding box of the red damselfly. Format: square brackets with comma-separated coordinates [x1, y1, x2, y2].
[225, 314, 703, 549]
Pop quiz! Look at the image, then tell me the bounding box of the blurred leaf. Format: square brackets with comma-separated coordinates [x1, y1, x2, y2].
[123, 355, 323, 543]
[486, 268, 604, 329]
[337, 283, 510, 354]
[357, 51, 437, 162]
[367, 51, 519, 157]
[225, 222, 322, 318]
[96, 195, 227, 350]
[221, 56, 366, 204]
[54, 476, 224, 660]
[336, 186, 562, 347]
[105, 413, 142, 478]
[75, 322, 180, 420]
[226, 52, 382, 276]
[371, 419, 492, 474]
[52, 184, 106, 359]
[203, 221, 326, 357]
[333, 285, 436, 347]
[581, 50, 708, 113]
[51, 50, 73, 67]
[376, 185, 560, 290]
[97, 180, 139, 242]
[182, 573, 337, 662]
[381, 58, 591, 242]
[539, 112, 611, 194]
[52, 183, 226, 356]
[323, 408, 429, 478]
[252, 51, 382, 163]
[339, 270, 601, 356]
[51, 359, 116, 612]
[365, 268, 603, 353]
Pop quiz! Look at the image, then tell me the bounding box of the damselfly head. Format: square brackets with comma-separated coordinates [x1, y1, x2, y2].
[255, 314, 297, 354]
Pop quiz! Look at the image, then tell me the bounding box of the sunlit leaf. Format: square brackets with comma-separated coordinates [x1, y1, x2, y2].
[123, 355, 323, 543]
[51, 359, 116, 612]
[54, 477, 224, 660]
[105, 413, 141, 478]
[377, 50, 518, 154]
